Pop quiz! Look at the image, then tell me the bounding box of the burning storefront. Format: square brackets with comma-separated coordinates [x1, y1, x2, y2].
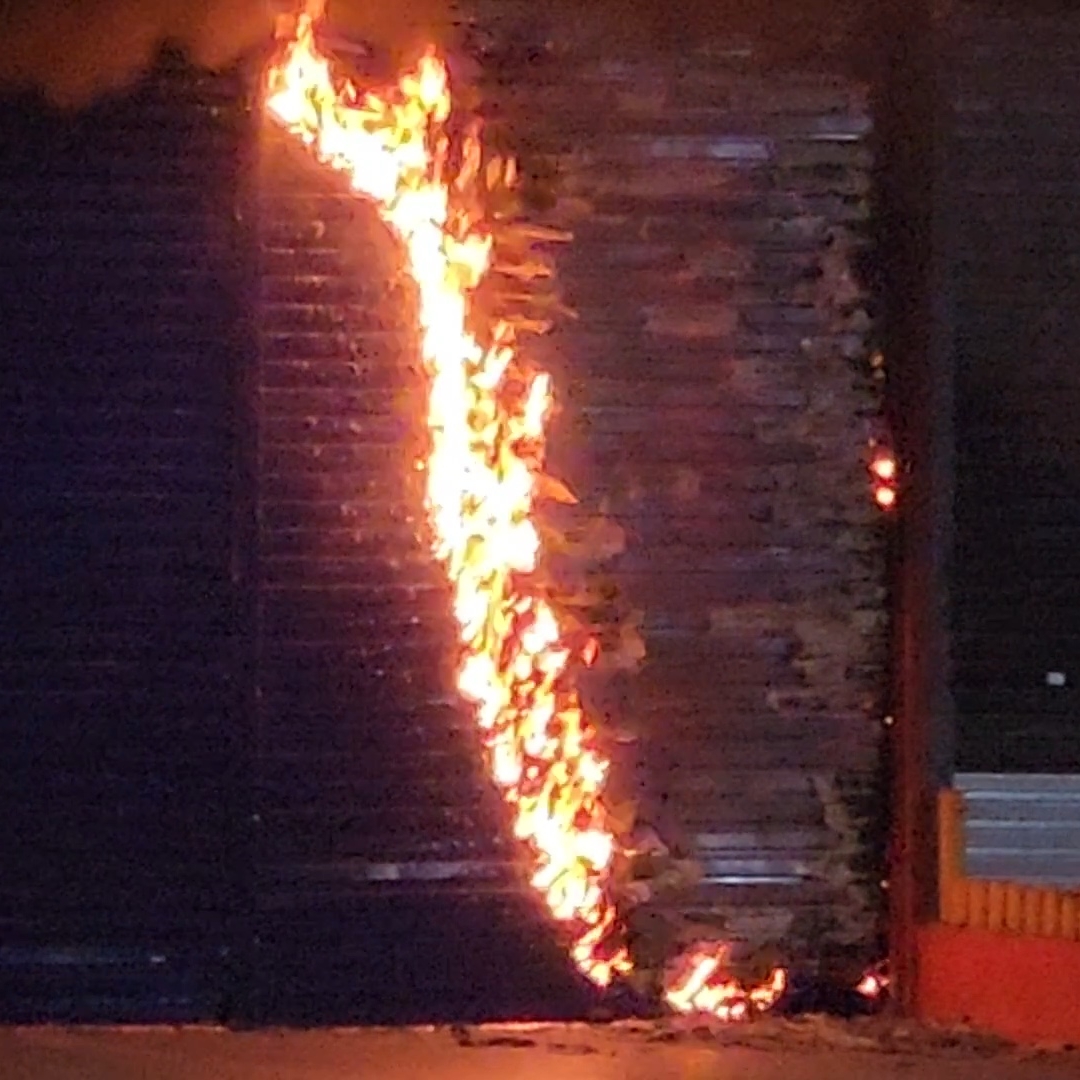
[0, 0, 891, 1023]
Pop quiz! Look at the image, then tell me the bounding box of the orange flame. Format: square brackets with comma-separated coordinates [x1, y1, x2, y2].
[265, 7, 627, 987]
[265, 6, 786, 1014]
[664, 944, 786, 1020]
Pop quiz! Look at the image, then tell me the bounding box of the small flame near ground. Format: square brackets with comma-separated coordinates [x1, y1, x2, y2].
[856, 965, 890, 1001]
[265, 2, 785, 1018]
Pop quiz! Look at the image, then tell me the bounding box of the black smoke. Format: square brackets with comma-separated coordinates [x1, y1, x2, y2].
[0, 0, 453, 106]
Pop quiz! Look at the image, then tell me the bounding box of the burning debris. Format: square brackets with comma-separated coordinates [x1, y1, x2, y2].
[263, 1, 796, 1018]
[664, 945, 787, 1022]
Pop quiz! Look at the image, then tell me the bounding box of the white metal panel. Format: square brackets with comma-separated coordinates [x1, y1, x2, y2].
[955, 773, 1080, 888]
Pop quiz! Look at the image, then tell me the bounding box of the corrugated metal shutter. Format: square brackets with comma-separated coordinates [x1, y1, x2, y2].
[944, 7, 1080, 772]
[482, 13, 886, 964]
[0, 16, 889, 1018]
[247, 116, 588, 1023]
[0, 57, 248, 1020]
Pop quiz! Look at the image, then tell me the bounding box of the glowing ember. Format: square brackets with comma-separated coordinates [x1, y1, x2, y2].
[265, 2, 785, 1014]
[868, 444, 898, 510]
[856, 965, 890, 1000]
[870, 453, 897, 483]
[874, 485, 897, 510]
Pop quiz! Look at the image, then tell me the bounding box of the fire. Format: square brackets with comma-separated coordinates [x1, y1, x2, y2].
[664, 945, 786, 1020]
[264, 3, 785, 1014]
[856, 964, 890, 1001]
[868, 445, 898, 510]
[265, 4, 628, 987]
[874, 485, 897, 510]
[870, 453, 897, 483]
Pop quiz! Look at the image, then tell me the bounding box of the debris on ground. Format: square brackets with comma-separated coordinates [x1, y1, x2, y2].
[449, 1014, 1079, 1064]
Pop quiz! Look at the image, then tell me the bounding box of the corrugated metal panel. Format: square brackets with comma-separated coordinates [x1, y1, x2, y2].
[252, 126, 519, 886]
[1, 16, 890, 1019]
[246, 118, 589, 1023]
[944, 6, 1080, 771]
[956, 773, 1080, 887]
[480, 9, 887, 962]
[0, 23, 888, 1021]
[0, 57, 248, 1020]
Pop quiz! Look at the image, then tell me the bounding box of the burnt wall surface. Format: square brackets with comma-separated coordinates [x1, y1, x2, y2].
[941, 7, 1080, 772]
[0, 60, 249, 1020]
[479, 7, 888, 964]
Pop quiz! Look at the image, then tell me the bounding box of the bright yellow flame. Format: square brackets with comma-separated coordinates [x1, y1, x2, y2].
[265, 9, 628, 987]
[664, 945, 786, 1020]
[265, 7, 788, 1015]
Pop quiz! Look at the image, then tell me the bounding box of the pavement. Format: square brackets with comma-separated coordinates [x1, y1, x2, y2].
[2, 1021, 1079, 1080]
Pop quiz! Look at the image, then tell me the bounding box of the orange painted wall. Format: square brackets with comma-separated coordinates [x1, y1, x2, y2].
[917, 924, 1080, 1046]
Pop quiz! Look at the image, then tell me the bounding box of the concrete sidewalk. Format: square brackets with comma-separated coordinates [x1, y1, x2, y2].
[2, 1022, 1078, 1080]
